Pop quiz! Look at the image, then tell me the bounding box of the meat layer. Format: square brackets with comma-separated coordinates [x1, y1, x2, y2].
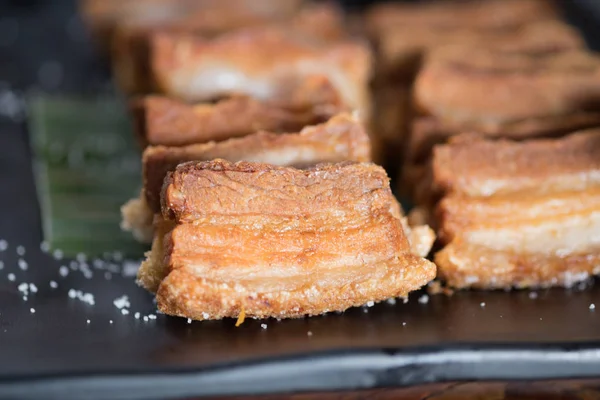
[430, 130, 600, 289]
[138, 160, 436, 320]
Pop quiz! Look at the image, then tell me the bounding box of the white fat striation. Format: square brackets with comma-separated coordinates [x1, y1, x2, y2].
[463, 211, 600, 255]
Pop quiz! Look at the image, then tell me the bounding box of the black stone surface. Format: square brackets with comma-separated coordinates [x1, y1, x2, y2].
[1, 1, 600, 399]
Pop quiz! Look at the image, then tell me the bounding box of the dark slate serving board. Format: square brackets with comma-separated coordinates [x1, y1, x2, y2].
[2, 0, 600, 399]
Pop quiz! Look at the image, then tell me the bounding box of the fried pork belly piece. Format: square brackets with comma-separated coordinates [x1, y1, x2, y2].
[149, 28, 372, 119]
[121, 113, 371, 241]
[111, 3, 346, 95]
[137, 160, 436, 320]
[378, 20, 584, 80]
[132, 88, 344, 147]
[366, 0, 559, 39]
[79, 0, 302, 55]
[431, 130, 600, 289]
[415, 48, 600, 132]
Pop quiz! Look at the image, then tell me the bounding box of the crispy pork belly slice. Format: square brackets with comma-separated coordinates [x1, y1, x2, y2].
[365, 0, 559, 38]
[81, 0, 302, 56]
[415, 49, 600, 129]
[132, 90, 345, 147]
[432, 130, 600, 198]
[122, 113, 371, 241]
[430, 131, 600, 289]
[377, 20, 584, 80]
[150, 29, 372, 119]
[144, 113, 371, 213]
[111, 3, 345, 95]
[138, 160, 436, 320]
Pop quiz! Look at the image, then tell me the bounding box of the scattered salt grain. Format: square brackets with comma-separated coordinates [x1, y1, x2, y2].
[40, 241, 50, 252]
[68, 289, 95, 305]
[121, 309, 129, 315]
[30, 308, 35, 314]
[53, 249, 63, 260]
[402, 322, 407, 326]
[17, 259, 27, 271]
[0, 239, 7, 251]
[187, 318, 192, 324]
[143, 316, 148, 322]
[366, 301, 375, 307]
[76, 253, 87, 263]
[148, 314, 157, 320]
[480, 302, 486, 308]
[69, 261, 78, 271]
[109, 320, 113, 324]
[86, 319, 90, 324]
[386, 298, 397, 305]
[18, 283, 28, 294]
[59, 266, 69, 277]
[590, 304, 596, 311]
[307, 331, 313, 336]
[134, 312, 140, 319]
[122, 261, 140, 277]
[201, 312, 209, 319]
[7, 273, 15, 281]
[529, 292, 538, 299]
[418, 295, 429, 304]
[261, 324, 267, 329]
[363, 308, 369, 313]
[28, 283, 37, 293]
[16, 246, 25, 256]
[49, 281, 58, 289]
[402, 297, 409, 304]
[113, 295, 130, 310]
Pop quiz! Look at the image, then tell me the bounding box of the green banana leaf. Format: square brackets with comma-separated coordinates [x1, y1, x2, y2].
[29, 96, 148, 258]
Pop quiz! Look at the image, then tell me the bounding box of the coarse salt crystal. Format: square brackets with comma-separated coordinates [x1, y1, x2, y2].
[134, 312, 140, 319]
[148, 314, 156, 320]
[529, 292, 538, 299]
[17, 259, 27, 271]
[402, 322, 407, 326]
[86, 319, 90, 324]
[121, 309, 129, 315]
[49, 281, 58, 289]
[53, 249, 63, 260]
[386, 298, 397, 305]
[68, 289, 76, 299]
[0, 240, 7, 251]
[109, 320, 113, 324]
[16, 246, 25, 256]
[187, 318, 192, 324]
[143, 316, 148, 322]
[590, 304, 596, 310]
[307, 331, 313, 336]
[202, 312, 209, 319]
[261, 324, 267, 329]
[29, 283, 37, 293]
[76, 253, 87, 263]
[480, 302, 486, 307]
[113, 295, 130, 309]
[40, 241, 50, 252]
[418, 295, 429, 304]
[7, 273, 15, 281]
[366, 301, 375, 307]
[30, 308, 35, 313]
[18, 282, 28, 293]
[59, 266, 69, 277]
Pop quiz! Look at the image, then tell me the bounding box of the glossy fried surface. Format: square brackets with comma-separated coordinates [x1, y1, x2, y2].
[132, 90, 345, 147]
[430, 130, 600, 289]
[415, 49, 600, 128]
[138, 161, 436, 320]
[149, 28, 372, 118]
[110, 3, 345, 94]
[377, 20, 583, 78]
[366, 0, 559, 38]
[143, 113, 371, 213]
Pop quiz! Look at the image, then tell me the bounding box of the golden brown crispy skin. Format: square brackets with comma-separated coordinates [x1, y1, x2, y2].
[143, 113, 371, 213]
[110, 2, 345, 95]
[415, 49, 600, 128]
[132, 86, 345, 146]
[430, 130, 600, 289]
[138, 160, 436, 320]
[149, 28, 372, 118]
[378, 20, 584, 79]
[366, 0, 559, 38]
[81, 0, 302, 56]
